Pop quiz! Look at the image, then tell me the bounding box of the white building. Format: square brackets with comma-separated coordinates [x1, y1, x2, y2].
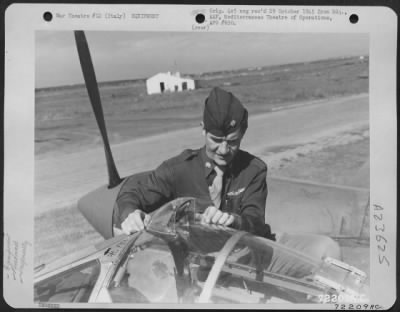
[146, 72, 195, 95]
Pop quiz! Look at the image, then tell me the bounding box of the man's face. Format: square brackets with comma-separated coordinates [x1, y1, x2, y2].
[204, 128, 244, 167]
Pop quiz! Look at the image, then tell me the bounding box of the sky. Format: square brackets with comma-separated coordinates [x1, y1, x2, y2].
[35, 31, 369, 88]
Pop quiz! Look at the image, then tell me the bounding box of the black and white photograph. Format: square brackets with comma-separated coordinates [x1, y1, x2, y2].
[33, 30, 371, 304]
[3, 3, 397, 309]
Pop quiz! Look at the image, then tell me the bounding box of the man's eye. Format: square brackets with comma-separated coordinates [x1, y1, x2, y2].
[211, 138, 223, 144]
[227, 139, 239, 145]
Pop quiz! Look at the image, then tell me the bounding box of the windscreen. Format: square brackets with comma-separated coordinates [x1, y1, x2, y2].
[198, 234, 325, 303]
[106, 197, 326, 304]
[107, 235, 179, 303]
[106, 222, 237, 303]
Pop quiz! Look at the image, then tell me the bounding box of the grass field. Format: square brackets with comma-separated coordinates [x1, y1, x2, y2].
[267, 126, 369, 188]
[35, 56, 368, 158]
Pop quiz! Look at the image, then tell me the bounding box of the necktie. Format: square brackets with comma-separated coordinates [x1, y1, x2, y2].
[209, 166, 224, 208]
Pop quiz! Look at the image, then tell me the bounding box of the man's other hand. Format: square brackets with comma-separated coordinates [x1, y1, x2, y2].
[201, 206, 234, 226]
[121, 210, 151, 235]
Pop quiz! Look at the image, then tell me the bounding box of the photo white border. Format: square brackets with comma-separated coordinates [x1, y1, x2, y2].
[3, 3, 397, 309]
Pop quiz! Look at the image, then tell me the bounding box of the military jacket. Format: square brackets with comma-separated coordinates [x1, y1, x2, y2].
[115, 147, 272, 238]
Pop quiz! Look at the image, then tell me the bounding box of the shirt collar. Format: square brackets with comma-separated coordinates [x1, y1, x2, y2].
[200, 146, 215, 179]
[200, 146, 234, 179]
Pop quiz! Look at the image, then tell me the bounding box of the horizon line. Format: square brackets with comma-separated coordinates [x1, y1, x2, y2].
[35, 54, 368, 91]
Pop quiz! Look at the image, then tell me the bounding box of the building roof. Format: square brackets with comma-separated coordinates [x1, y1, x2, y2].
[147, 71, 193, 81]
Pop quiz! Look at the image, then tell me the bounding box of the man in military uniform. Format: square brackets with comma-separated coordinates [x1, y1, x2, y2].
[113, 87, 341, 263]
[114, 87, 272, 238]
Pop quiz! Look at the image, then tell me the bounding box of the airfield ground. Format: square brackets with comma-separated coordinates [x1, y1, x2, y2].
[35, 132, 370, 274]
[34, 57, 370, 277]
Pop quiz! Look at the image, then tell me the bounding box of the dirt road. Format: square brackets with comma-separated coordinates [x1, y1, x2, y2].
[35, 94, 368, 215]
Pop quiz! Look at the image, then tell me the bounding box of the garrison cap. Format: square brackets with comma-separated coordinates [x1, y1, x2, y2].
[203, 87, 248, 137]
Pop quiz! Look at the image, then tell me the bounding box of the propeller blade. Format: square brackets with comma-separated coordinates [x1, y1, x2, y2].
[74, 30, 122, 188]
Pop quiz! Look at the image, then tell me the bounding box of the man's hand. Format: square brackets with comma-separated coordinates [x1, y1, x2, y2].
[201, 206, 235, 226]
[121, 210, 151, 235]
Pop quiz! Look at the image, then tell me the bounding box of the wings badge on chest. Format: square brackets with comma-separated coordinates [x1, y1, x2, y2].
[227, 187, 245, 196]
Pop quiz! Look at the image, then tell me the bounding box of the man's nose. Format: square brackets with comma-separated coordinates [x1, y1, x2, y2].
[218, 141, 229, 154]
